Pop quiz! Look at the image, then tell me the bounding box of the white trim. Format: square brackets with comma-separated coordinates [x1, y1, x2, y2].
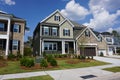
[78, 43, 97, 46]
[41, 9, 65, 23]
[59, 19, 74, 27]
[62, 40, 65, 54]
[0, 35, 8, 39]
[43, 38, 74, 42]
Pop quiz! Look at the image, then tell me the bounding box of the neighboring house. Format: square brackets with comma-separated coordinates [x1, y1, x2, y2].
[0, 11, 26, 58]
[33, 9, 116, 56]
[101, 32, 120, 55]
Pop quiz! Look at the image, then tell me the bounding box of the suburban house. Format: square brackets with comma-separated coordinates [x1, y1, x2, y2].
[33, 9, 118, 56]
[0, 11, 26, 58]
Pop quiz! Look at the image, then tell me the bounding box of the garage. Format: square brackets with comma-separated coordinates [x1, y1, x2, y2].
[80, 47, 96, 56]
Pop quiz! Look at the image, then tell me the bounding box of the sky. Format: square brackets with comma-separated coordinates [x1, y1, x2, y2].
[0, 0, 120, 41]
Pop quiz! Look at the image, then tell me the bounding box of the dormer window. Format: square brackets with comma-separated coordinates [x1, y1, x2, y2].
[106, 37, 112, 42]
[54, 15, 60, 21]
[85, 29, 90, 37]
[98, 35, 102, 42]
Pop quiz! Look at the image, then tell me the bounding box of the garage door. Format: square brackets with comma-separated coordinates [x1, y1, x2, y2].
[80, 47, 96, 56]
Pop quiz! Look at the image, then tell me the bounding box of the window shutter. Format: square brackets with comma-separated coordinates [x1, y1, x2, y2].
[63, 29, 65, 36]
[42, 27, 44, 35]
[59, 16, 60, 21]
[18, 40, 20, 50]
[68, 30, 70, 36]
[11, 24, 14, 32]
[19, 25, 21, 33]
[54, 15, 56, 21]
[9, 40, 12, 50]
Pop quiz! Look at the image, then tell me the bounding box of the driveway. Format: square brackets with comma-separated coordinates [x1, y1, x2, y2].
[0, 57, 120, 80]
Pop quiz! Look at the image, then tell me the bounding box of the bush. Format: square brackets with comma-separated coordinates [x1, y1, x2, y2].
[20, 57, 34, 67]
[100, 52, 104, 56]
[79, 55, 86, 59]
[50, 58, 57, 66]
[24, 47, 32, 56]
[40, 59, 48, 68]
[47, 55, 54, 62]
[16, 51, 22, 59]
[8, 53, 16, 60]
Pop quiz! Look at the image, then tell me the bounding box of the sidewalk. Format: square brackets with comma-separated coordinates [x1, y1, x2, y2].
[0, 57, 120, 80]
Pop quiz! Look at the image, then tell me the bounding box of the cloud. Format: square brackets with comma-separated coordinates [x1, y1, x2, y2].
[61, 0, 89, 20]
[84, 0, 120, 31]
[1, 0, 15, 5]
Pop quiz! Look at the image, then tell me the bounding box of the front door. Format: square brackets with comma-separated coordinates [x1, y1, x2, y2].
[65, 43, 69, 53]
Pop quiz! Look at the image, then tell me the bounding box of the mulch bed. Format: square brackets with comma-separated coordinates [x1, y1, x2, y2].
[21, 63, 59, 70]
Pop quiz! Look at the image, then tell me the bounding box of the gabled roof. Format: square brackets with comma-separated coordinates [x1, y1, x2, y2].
[41, 9, 66, 23]
[59, 19, 74, 27]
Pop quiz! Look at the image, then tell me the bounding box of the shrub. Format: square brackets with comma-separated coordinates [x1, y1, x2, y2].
[79, 55, 86, 59]
[47, 55, 54, 62]
[40, 59, 48, 68]
[42, 52, 46, 58]
[100, 52, 104, 56]
[8, 53, 16, 60]
[16, 51, 22, 60]
[20, 57, 34, 67]
[24, 47, 32, 56]
[0, 56, 3, 60]
[50, 58, 57, 66]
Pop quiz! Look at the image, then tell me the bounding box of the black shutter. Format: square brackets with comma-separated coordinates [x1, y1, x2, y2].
[59, 16, 60, 21]
[11, 24, 13, 32]
[68, 30, 70, 36]
[9, 40, 13, 50]
[18, 40, 20, 50]
[19, 25, 21, 33]
[42, 27, 44, 35]
[54, 15, 56, 21]
[63, 29, 65, 36]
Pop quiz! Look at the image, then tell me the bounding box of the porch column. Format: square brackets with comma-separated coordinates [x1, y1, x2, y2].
[42, 40, 44, 53]
[5, 18, 10, 56]
[62, 40, 65, 54]
[39, 39, 41, 56]
[114, 46, 117, 55]
[73, 41, 76, 54]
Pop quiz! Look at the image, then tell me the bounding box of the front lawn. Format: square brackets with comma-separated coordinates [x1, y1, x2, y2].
[103, 66, 120, 72]
[0, 59, 109, 75]
[8, 75, 53, 80]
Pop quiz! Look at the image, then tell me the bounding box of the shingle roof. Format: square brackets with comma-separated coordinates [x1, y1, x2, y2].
[101, 32, 112, 35]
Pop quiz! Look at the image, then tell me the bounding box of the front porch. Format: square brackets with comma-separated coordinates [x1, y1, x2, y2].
[41, 39, 75, 55]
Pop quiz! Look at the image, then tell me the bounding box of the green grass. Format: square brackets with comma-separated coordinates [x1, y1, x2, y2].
[0, 59, 109, 75]
[103, 66, 120, 72]
[8, 75, 53, 80]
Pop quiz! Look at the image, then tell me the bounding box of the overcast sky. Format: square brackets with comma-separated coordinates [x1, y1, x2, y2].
[0, 0, 120, 41]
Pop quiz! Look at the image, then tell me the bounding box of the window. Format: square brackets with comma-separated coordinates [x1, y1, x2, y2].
[106, 37, 112, 42]
[0, 22, 5, 31]
[98, 35, 102, 42]
[12, 40, 18, 50]
[44, 42, 57, 51]
[52, 27, 57, 36]
[85, 30, 90, 37]
[63, 29, 70, 36]
[54, 15, 60, 21]
[13, 24, 20, 32]
[43, 27, 49, 35]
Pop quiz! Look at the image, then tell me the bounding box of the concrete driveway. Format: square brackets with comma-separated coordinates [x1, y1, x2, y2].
[0, 56, 120, 80]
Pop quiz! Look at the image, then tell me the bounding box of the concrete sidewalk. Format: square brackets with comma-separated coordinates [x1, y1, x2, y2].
[0, 57, 120, 80]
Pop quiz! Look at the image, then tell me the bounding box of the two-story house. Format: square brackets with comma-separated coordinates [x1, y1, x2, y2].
[33, 10, 111, 56]
[0, 11, 26, 58]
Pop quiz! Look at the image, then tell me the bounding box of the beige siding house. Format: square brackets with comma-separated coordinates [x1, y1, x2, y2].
[33, 9, 114, 56]
[0, 11, 26, 58]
